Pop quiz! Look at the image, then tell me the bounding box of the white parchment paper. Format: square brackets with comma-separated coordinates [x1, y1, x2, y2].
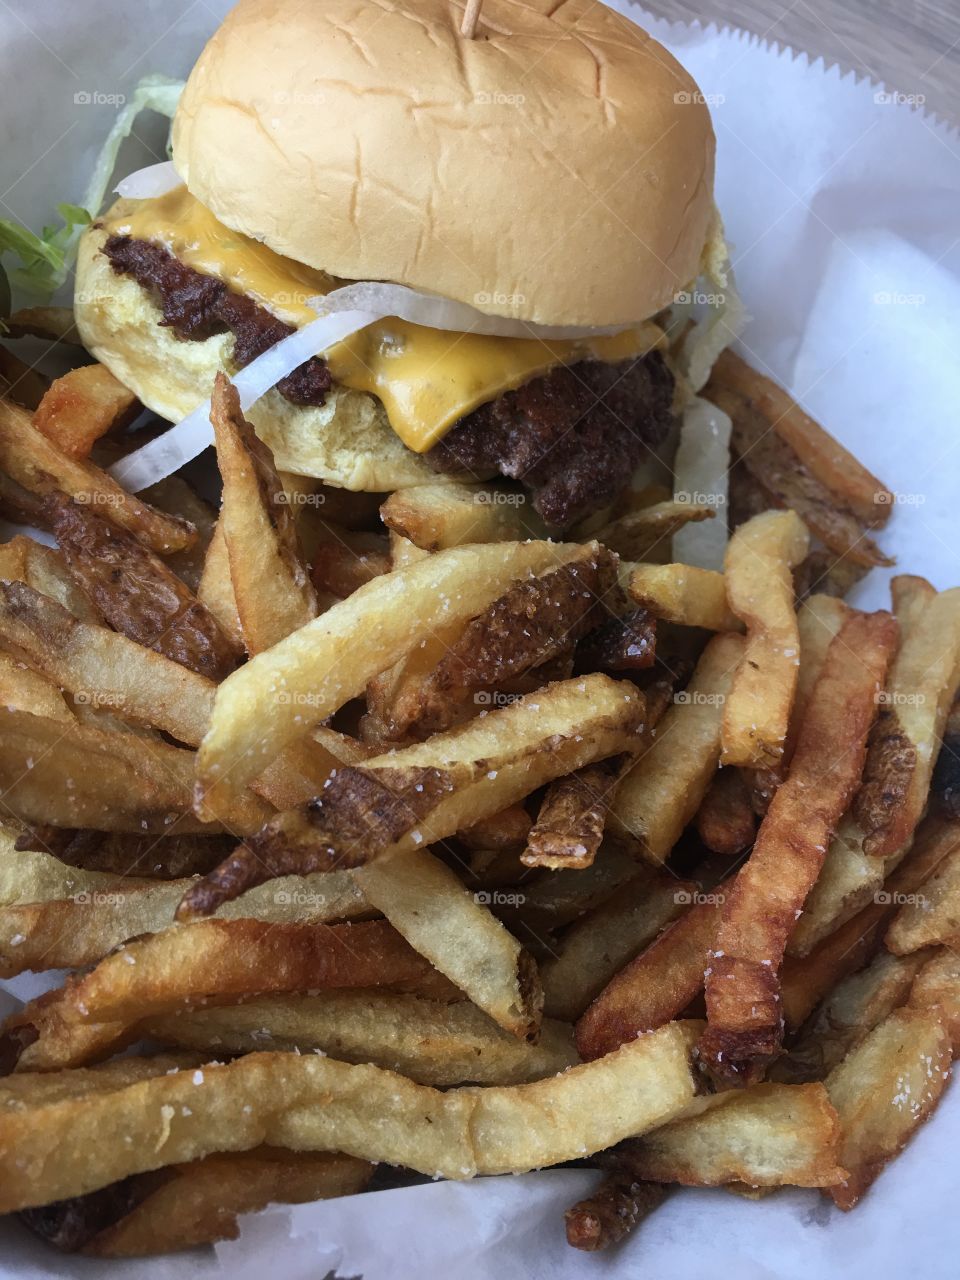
[1, 3, 959, 1276]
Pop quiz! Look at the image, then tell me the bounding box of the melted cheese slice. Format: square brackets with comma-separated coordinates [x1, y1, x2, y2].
[102, 187, 665, 453]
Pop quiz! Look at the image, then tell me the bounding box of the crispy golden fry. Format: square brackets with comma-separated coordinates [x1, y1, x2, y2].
[565, 1175, 667, 1251]
[356, 849, 540, 1039]
[825, 1007, 951, 1209]
[701, 608, 899, 1084]
[0, 1022, 699, 1207]
[0, 650, 72, 721]
[198, 539, 596, 804]
[0, 707, 267, 837]
[788, 816, 905, 958]
[720, 510, 809, 768]
[380, 482, 545, 550]
[773, 949, 931, 1085]
[711, 384, 891, 569]
[522, 760, 622, 870]
[541, 871, 688, 1021]
[184, 675, 644, 909]
[886, 841, 960, 954]
[32, 365, 138, 460]
[854, 584, 960, 859]
[0, 581, 214, 746]
[147, 992, 578, 1086]
[27, 1150, 373, 1257]
[6, 306, 81, 345]
[618, 1082, 844, 1187]
[627, 562, 740, 632]
[0, 397, 194, 555]
[710, 350, 893, 527]
[575, 894, 723, 1060]
[0, 826, 129, 904]
[696, 767, 756, 856]
[780, 816, 960, 1030]
[0, 873, 371, 976]
[612, 633, 744, 863]
[388, 529, 430, 569]
[368, 544, 617, 740]
[2, 919, 447, 1068]
[49, 497, 240, 681]
[908, 948, 960, 1050]
[0, 534, 100, 622]
[594, 500, 715, 562]
[197, 518, 244, 647]
[211, 374, 318, 653]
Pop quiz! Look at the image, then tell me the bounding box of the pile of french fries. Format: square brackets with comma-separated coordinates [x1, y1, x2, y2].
[0, 308, 959, 1258]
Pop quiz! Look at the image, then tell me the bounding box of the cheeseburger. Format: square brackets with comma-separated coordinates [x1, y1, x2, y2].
[76, 0, 722, 529]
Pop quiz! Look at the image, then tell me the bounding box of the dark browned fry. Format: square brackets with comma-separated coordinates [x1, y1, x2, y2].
[710, 384, 891, 569]
[48, 496, 241, 680]
[932, 718, 960, 819]
[852, 712, 916, 841]
[793, 550, 866, 602]
[19, 1172, 168, 1252]
[565, 1174, 666, 1251]
[522, 760, 622, 869]
[574, 607, 657, 674]
[460, 805, 533, 852]
[311, 526, 392, 598]
[49, 830, 233, 880]
[700, 609, 899, 1085]
[696, 768, 756, 856]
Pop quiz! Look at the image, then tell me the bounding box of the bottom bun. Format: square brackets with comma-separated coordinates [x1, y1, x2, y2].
[75, 228, 437, 491]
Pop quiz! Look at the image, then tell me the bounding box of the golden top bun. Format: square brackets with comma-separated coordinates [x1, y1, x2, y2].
[74, 228, 436, 491]
[172, 0, 715, 327]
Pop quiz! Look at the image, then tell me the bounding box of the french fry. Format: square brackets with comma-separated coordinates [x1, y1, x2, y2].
[0, 1022, 699, 1206]
[0, 869, 371, 974]
[32, 364, 138, 460]
[512, 845, 643, 931]
[612, 633, 744, 863]
[183, 675, 644, 908]
[0, 397, 194, 555]
[24, 1150, 373, 1257]
[709, 350, 894, 527]
[49, 497, 241, 681]
[695, 767, 756, 856]
[540, 871, 689, 1021]
[0, 581, 214, 746]
[2, 919, 447, 1068]
[885, 839, 960, 954]
[931, 700, 960, 819]
[701, 608, 899, 1084]
[6, 305, 81, 345]
[565, 1176, 667, 1251]
[27, 829, 231, 881]
[197, 518, 244, 647]
[627, 562, 740, 631]
[853, 584, 960, 858]
[140, 475, 216, 594]
[0, 346, 48, 409]
[825, 1007, 951, 1209]
[0, 534, 100, 623]
[380, 482, 545, 550]
[908, 948, 960, 1050]
[772, 949, 931, 1084]
[147, 992, 578, 1087]
[0, 707, 268, 836]
[594, 500, 715, 562]
[356, 849, 540, 1039]
[575, 894, 724, 1060]
[211, 374, 318, 653]
[461, 804, 532, 852]
[521, 760, 622, 870]
[0, 650, 72, 721]
[720, 510, 809, 768]
[311, 524, 391, 599]
[197, 539, 600, 804]
[780, 815, 960, 1030]
[617, 1082, 844, 1188]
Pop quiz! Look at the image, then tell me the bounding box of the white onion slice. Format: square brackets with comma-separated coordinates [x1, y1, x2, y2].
[315, 282, 630, 341]
[115, 160, 182, 200]
[111, 308, 383, 492]
[672, 395, 732, 572]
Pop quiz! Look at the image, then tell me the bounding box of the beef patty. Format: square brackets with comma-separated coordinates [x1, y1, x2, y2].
[102, 234, 675, 526]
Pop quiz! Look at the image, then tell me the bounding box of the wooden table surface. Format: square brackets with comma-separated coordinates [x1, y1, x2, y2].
[642, 0, 960, 127]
